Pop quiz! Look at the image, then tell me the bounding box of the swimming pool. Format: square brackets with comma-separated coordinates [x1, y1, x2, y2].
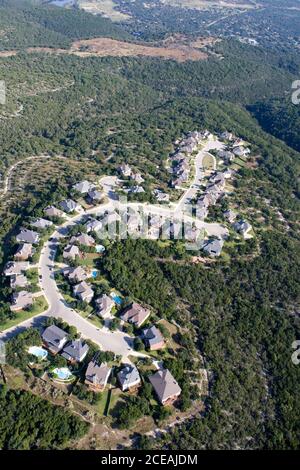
[110, 292, 122, 305]
[95, 244, 106, 254]
[52, 367, 73, 381]
[28, 346, 48, 361]
[91, 269, 98, 278]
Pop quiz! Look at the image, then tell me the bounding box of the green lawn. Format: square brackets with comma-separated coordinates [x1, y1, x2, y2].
[0, 295, 48, 331]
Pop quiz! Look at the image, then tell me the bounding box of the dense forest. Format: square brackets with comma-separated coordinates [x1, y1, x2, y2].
[0, 385, 89, 449]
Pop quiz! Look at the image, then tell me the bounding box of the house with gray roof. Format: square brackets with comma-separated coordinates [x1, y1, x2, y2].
[95, 294, 115, 318]
[202, 238, 224, 257]
[31, 218, 53, 230]
[63, 244, 80, 261]
[142, 325, 165, 351]
[59, 199, 81, 213]
[42, 324, 68, 354]
[10, 274, 28, 289]
[73, 180, 94, 194]
[85, 361, 111, 392]
[73, 281, 94, 303]
[16, 229, 39, 244]
[10, 290, 33, 312]
[117, 364, 141, 392]
[87, 189, 104, 204]
[224, 209, 237, 224]
[85, 218, 103, 234]
[149, 369, 181, 406]
[233, 219, 253, 239]
[62, 339, 89, 363]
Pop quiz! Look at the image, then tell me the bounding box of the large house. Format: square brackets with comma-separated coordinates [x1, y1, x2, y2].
[70, 233, 95, 247]
[120, 302, 150, 328]
[10, 274, 28, 289]
[14, 243, 33, 261]
[65, 266, 87, 283]
[59, 199, 81, 214]
[149, 369, 181, 406]
[42, 325, 69, 354]
[85, 360, 111, 392]
[142, 325, 165, 351]
[85, 218, 103, 234]
[95, 294, 115, 318]
[63, 244, 80, 261]
[117, 365, 141, 392]
[16, 229, 39, 244]
[87, 189, 103, 204]
[73, 180, 94, 194]
[202, 238, 224, 257]
[62, 339, 89, 363]
[73, 281, 94, 303]
[233, 219, 253, 238]
[4, 261, 29, 276]
[10, 290, 33, 312]
[31, 218, 53, 230]
[44, 205, 64, 218]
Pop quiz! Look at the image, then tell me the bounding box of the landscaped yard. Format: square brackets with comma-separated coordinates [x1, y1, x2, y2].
[0, 295, 48, 331]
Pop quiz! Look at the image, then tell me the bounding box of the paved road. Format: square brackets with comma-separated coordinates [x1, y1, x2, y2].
[0, 139, 228, 353]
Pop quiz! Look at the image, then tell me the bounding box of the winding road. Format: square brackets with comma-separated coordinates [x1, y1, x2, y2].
[0, 137, 228, 358]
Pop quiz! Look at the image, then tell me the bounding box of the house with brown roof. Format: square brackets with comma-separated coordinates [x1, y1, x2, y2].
[10, 290, 33, 312]
[120, 302, 150, 328]
[85, 361, 111, 392]
[16, 229, 39, 244]
[70, 233, 95, 247]
[14, 243, 33, 261]
[4, 261, 29, 276]
[142, 325, 165, 351]
[117, 364, 141, 392]
[149, 369, 181, 406]
[44, 205, 64, 218]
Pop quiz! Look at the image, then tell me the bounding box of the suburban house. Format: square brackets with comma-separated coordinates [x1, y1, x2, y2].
[233, 146, 250, 157]
[233, 219, 253, 238]
[142, 325, 165, 351]
[16, 228, 40, 244]
[224, 209, 237, 223]
[120, 302, 151, 328]
[10, 274, 28, 289]
[59, 199, 81, 213]
[63, 244, 80, 261]
[14, 243, 33, 261]
[131, 173, 144, 184]
[220, 131, 235, 141]
[87, 189, 103, 204]
[73, 281, 94, 303]
[65, 266, 87, 283]
[149, 369, 182, 406]
[85, 218, 103, 233]
[73, 180, 94, 194]
[42, 325, 68, 354]
[62, 339, 89, 363]
[117, 365, 141, 392]
[70, 233, 95, 247]
[4, 261, 29, 276]
[85, 360, 111, 392]
[10, 290, 33, 312]
[31, 218, 53, 230]
[202, 238, 224, 257]
[95, 294, 115, 318]
[153, 190, 170, 202]
[119, 163, 132, 177]
[44, 205, 64, 218]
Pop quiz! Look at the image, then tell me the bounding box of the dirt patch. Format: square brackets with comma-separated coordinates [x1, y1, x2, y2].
[0, 50, 17, 57]
[23, 36, 214, 62]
